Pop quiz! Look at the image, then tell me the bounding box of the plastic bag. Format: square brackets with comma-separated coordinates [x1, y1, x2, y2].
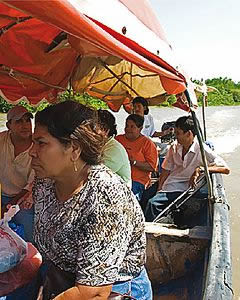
[0, 242, 42, 296]
[0, 208, 27, 273]
[0, 205, 42, 296]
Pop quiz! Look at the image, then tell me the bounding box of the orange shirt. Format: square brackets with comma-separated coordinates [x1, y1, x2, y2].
[115, 134, 158, 187]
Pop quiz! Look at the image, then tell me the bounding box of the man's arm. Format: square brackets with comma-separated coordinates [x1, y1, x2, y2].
[2, 186, 34, 215]
[207, 165, 230, 175]
[1, 189, 29, 217]
[130, 160, 155, 172]
[189, 164, 230, 188]
[152, 128, 174, 138]
[17, 170, 35, 209]
[157, 168, 170, 191]
[130, 138, 158, 172]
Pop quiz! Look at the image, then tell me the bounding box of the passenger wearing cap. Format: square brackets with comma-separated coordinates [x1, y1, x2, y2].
[0, 105, 35, 242]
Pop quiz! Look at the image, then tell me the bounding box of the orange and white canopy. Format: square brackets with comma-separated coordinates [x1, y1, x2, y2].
[0, 0, 196, 111]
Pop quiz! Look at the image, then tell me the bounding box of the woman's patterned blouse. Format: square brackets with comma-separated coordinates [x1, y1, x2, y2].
[33, 165, 146, 286]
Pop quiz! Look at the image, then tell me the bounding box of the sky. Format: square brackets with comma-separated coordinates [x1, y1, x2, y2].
[150, 0, 240, 82]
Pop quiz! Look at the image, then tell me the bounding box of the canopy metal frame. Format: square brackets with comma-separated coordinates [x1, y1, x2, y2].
[184, 89, 214, 200]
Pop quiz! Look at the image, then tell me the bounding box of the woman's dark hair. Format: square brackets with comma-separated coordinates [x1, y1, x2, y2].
[98, 110, 117, 137]
[175, 116, 197, 136]
[132, 96, 149, 115]
[126, 114, 144, 128]
[35, 101, 105, 165]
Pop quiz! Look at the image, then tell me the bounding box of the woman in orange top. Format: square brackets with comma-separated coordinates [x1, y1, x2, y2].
[116, 114, 158, 201]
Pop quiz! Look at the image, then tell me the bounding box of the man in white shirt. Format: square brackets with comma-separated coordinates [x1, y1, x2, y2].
[145, 115, 230, 221]
[0, 105, 34, 242]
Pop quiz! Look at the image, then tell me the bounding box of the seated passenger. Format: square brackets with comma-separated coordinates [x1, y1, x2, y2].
[116, 114, 158, 201]
[133, 96, 173, 138]
[0, 105, 34, 242]
[145, 116, 230, 221]
[98, 109, 131, 187]
[30, 101, 152, 300]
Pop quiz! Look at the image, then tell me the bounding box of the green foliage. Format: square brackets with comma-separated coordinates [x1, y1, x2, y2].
[0, 97, 12, 113]
[194, 77, 240, 106]
[0, 77, 239, 112]
[157, 95, 177, 107]
[58, 90, 108, 110]
[0, 90, 107, 113]
[0, 97, 50, 113]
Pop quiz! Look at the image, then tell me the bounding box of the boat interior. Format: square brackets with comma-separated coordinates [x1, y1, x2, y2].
[145, 182, 211, 300]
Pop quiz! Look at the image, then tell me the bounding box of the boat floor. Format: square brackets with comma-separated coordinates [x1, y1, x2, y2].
[152, 257, 205, 300]
[145, 197, 209, 300]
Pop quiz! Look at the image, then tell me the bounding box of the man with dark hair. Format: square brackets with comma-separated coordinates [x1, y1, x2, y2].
[116, 114, 158, 201]
[0, 105, 34, 242]
[145, 115, 230, 221]
[132, 97, 173, 138]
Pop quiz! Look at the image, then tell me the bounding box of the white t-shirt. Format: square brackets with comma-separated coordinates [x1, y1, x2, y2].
[141, 114, 155, 137]
[161, 138, 228, 192]
[0, 130, 34, 196]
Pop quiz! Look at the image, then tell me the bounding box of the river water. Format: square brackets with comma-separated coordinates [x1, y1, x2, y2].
[0, 106, 239, 298]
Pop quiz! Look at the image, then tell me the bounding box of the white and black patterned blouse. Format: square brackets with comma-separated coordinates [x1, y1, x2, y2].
[33, 165, 146, 286]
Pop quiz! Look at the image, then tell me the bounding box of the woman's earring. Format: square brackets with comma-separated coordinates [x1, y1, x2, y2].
[73, 161, 78, 172]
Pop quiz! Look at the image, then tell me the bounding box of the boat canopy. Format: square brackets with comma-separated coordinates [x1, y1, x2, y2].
[0, 0, 197, 111]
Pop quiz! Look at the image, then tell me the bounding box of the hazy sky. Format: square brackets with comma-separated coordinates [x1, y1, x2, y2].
[150, 0, 240, 82]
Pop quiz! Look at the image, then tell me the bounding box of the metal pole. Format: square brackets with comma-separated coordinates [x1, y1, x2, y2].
[202, 93, 207, 141]
[184, 90, 213, 199]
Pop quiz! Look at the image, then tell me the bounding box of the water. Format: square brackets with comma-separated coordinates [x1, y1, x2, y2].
[1, 106, 240, 297]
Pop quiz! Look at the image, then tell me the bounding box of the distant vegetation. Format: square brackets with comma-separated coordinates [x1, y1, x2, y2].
[194, 77, 240, 106]
[160, 77, 240, 107]
[0, 77, 239, 113]
[0, 90, 108, 113]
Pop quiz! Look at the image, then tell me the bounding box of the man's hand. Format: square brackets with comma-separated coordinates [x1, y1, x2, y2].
[3, 189, 33, 215]
[189, 166, 203, 188]
[157, 169, 170, 191]
[17, 190, 33, 210]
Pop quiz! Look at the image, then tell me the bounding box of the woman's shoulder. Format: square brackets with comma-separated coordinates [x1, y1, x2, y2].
[89, 165, 125, 185]
[88, 165, 144, 219]
[88, 165, 133, 199]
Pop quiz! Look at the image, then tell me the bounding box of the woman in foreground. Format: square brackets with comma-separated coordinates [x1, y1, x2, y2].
[30, 101, 152, 300]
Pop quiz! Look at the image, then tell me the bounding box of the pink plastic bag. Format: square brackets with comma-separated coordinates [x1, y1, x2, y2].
[0, 223, 27, 273]
[0, 206, 42, 296]
[0, 242, 42, 296]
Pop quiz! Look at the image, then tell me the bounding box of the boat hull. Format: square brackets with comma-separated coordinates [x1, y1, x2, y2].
[145, 174, 233, 299]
